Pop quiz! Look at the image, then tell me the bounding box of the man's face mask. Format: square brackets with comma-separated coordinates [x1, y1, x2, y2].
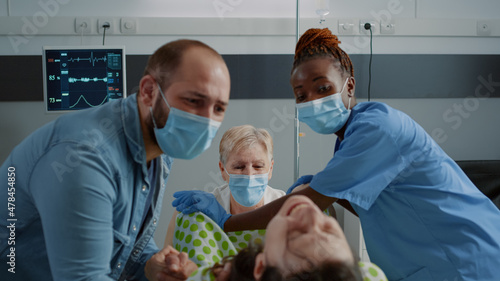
[151, 83, 221, 159]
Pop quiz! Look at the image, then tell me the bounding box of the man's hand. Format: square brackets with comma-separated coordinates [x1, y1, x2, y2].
[145, 246, 197, 281]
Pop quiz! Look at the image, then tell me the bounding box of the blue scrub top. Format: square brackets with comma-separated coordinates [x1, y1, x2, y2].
[309, 102, 500, 281]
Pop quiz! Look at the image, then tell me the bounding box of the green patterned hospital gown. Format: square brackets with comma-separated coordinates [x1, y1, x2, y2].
[173, 212, 387, 281]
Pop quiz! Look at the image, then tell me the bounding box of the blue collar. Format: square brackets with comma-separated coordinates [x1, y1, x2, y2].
[121, 94, 147, 165]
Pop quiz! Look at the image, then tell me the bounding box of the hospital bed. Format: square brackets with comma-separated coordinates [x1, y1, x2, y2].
[457, 160, 500, 209]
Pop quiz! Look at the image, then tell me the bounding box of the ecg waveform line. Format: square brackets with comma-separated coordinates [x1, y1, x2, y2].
[69, 94, 108, 108]
[68, 77, 108, 83]
[66, 52, 107, 67]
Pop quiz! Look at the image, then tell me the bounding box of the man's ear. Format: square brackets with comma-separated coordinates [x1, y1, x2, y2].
[138, 75, 157, 107]
[253, 253, 266, 281]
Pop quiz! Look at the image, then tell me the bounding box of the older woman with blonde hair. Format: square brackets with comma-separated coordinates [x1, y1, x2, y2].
[165, 125, 285, 246]
[214, 125, 284, 214]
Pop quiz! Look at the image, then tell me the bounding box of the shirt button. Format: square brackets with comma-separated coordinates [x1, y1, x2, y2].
[117, 262, 122, 268]
[132, 225, 137, 231]
[153, 219, 157, 225]
[134, 249, 140, 255]
[142, 185, 147, 192]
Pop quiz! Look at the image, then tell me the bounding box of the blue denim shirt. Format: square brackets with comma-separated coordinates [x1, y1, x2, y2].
[0, 94, 173, 280]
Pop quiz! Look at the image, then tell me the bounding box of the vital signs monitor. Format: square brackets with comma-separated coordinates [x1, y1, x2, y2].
[42, 46, 126, 113]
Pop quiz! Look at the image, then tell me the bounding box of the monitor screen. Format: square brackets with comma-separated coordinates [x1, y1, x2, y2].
[42, 46, 127, 112]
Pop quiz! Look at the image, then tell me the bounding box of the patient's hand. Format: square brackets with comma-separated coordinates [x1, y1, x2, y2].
[212, 262, 231, 281]
[145, 245, 197, 281]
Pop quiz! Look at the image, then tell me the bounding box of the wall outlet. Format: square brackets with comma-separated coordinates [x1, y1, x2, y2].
[75, 17, 92, 34]
[359, 19, 379, 35]
[380, 21, 396, 35]
[120, 18, 137, 34]
[477, 21, 491, 36]
[338, 19, 355, 35]
[98, 18, 115, 34]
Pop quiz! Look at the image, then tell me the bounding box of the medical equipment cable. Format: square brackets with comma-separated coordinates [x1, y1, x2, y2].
[80, 24, 84, 45]
[102, 23, 110, 46]
[364, 23, 373, 102]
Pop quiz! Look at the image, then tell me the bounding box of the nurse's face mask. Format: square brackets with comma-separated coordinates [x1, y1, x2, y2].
[296, 78, 351, 134]
[151, 83, 221, 159]
[225, 168, 269, 207]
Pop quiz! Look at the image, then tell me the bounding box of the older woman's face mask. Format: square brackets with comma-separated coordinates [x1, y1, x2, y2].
[225, 169, 269, 207]
[223, 144, 272, 207]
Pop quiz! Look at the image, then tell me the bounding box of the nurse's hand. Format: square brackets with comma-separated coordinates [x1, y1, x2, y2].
[145, 246, 197, 281]
[286, 175, 314, 194]
[172, 190, 232, 230]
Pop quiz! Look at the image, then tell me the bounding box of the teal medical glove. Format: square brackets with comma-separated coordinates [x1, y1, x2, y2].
[286, 175, 314, 194]
[172, 190, 232, 230]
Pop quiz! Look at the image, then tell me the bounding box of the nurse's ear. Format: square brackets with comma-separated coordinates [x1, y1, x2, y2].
[253, 253, 266, 280]
[346, 76, 356, 98]
[342, 76, 357, 110]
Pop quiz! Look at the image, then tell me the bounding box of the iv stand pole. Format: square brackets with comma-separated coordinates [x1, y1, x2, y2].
[294, 0, 300, 182]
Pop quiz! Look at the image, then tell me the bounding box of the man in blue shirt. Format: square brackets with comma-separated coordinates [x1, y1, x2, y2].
[0, 39, 231, 280]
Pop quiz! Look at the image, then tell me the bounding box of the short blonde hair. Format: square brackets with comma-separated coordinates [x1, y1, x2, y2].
[219, 125, 273, 165]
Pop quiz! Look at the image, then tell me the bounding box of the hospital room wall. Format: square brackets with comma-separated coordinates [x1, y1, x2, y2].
[0, 0, 499, 249]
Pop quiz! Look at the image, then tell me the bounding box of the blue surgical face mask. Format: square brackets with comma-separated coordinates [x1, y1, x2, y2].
[225, 168, 269, 207]
[296, 78, 351, 134]
[151, 83, 221, 159]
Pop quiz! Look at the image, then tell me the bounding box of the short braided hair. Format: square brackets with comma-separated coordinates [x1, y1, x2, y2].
[293, 28, 354, 78]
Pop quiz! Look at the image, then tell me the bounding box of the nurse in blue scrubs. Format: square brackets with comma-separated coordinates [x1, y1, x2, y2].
[173, 28, 500, 281]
